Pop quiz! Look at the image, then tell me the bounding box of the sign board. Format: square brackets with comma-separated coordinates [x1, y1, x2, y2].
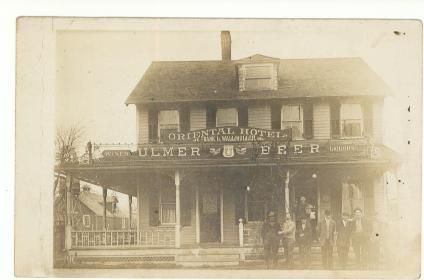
[162, 127, 292, 143]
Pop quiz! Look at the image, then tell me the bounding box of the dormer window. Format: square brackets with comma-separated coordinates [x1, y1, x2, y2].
[239, 63, 277, 91]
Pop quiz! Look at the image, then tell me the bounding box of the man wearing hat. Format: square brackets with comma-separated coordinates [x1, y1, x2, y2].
[261, 211, 283, 269]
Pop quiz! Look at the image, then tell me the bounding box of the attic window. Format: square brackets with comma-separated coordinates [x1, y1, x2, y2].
[239, 63, 277, 91]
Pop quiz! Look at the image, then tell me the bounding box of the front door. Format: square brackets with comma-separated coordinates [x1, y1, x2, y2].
[200, 189, 221, 243]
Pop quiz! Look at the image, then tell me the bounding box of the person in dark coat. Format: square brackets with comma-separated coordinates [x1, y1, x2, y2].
[262, 211, 282, 269]
[336, 212, 352, 269]
[295, 196, 308, 230]
[318, 209, 336, 269]
[296, 217, 313, 268]
[351, 208, 371, 269]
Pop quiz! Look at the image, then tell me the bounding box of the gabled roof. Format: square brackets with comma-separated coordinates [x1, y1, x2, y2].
[125, 55, 392, 104]
[78, 191, 127, 218]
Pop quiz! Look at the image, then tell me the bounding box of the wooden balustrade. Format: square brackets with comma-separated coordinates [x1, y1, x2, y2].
[71, 229, 175, 248]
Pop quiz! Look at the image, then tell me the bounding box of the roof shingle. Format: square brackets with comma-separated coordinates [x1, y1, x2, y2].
[125, 55, 392, 104]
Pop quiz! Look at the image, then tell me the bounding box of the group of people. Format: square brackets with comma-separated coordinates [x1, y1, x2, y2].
[261, 196, 376, 270]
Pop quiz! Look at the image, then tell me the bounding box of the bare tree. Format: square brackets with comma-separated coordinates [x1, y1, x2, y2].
[54, 123, 85, 195]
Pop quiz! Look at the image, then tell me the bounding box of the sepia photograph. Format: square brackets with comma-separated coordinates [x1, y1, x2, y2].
[14, 18, 422, 278]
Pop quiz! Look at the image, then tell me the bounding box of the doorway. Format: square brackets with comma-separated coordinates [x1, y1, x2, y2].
[199, 189, 221, 243]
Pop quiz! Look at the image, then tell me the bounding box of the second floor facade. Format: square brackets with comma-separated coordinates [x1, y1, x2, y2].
[135, 96, 383, 145]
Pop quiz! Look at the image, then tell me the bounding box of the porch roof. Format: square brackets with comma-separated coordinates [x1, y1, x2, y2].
[58, 143, 400, 196]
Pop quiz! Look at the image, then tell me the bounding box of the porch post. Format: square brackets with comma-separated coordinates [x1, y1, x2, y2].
[195, 185, 200, 244]
[284, 169, 290, 214]
[102, 187, 107, 230]
[136, 175, 141, 245]
[65, 174, 72, 251]
[220, 187, 224, 243]
[175, 170, 181, 248]
[128, 195, 133, 229]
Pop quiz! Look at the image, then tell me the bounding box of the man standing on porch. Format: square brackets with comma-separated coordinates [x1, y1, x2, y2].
[318, 210, 336, 269]
[262, 211, 282, 269]
[351, 208, 371, 269]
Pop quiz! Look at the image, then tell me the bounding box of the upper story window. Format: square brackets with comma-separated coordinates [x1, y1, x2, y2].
[239, 63, 277, 91]
[281, 105, 303, 140]
[216, 108, 238, 127]
[340, 103, 363, 137]
[158, 110, 180, 141]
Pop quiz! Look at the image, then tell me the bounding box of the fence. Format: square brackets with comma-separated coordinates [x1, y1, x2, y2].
[71, 229, 175, 248]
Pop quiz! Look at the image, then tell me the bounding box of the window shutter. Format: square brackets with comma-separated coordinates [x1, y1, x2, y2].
[179, 107, 190, 133]
[303, 102, 313, 139]
[362, 101, 373, 137]
[149, 188, 160, 226]
[181, 185, 192, 226]
[148, 109, 158, 143]
[330, 101, 341, 138]
[206, 105, 216, 128]
[238, 105, 248, 127]
[271, 103, 281, 129]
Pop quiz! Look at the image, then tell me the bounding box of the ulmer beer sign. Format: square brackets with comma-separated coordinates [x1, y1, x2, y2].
[98, 127, 376, 161]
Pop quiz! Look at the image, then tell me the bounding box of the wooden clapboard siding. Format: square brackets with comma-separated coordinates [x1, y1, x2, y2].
[372, 101, 383, 143]
[313, 103, 330, 139]
[248, 105, 271, 129]
[137, 106, 149, 144]
[223, 188, 238, 244]
[189, 108, 206, 131]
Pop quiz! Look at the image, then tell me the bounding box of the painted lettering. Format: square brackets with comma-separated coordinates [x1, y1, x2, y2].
[277, 145, 287, 155]
[261, 145, 271, 155]
[294, 145, 303, 154]
[310, 144, 320, 153]
[178, 147, 187, 156]
[191, 147, 200, 156]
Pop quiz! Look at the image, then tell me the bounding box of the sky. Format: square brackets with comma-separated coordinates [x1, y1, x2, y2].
[56, 20, 421, 155]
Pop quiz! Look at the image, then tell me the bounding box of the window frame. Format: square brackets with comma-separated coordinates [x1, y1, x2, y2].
[244, 188, 268, 223]
[340, 103, 364, 139]
[159, 185, 176, 225]
[157, 110, 180, 143]
[281, 104, 304, 140]
[216, 107, 239, 127]
[240, 63, 276, 91]
[82, 214, 91, 228]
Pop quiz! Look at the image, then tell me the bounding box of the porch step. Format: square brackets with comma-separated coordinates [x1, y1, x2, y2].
[176, 253, 240, 267]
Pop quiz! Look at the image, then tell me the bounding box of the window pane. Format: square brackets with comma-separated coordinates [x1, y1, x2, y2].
[161, 185, 176, 203]
[158, 110, 179, 125]
[248, 201, 265, 222]
[343, 120, 362, 137]
[340, 104, 362, 120]
[216, 108, 238, 127]
[161, 203, 176, 224]
[282, 105, 301, 121]
[245, 65, 271, 79]
[245, 78, 272, 91]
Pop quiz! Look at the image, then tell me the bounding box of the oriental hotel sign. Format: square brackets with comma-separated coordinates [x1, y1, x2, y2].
[100, 127, 374, 161]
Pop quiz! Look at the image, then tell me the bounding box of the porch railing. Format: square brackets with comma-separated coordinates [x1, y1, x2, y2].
[71, 229, 175, 248]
